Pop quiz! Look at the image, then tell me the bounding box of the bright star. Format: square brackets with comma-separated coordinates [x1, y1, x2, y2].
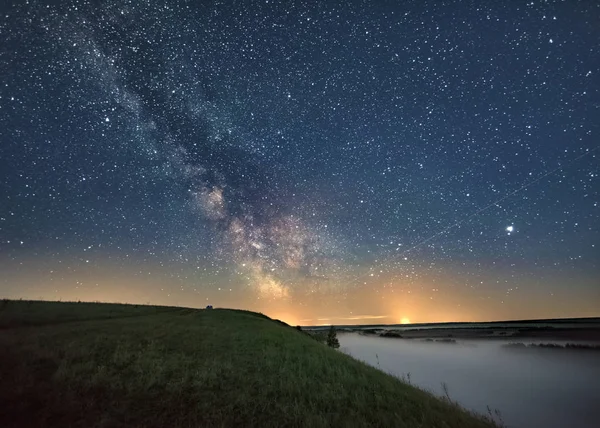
[506, 226, 514, 233]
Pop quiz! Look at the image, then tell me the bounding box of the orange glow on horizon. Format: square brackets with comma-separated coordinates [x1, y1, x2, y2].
[2, 257, 599, 326]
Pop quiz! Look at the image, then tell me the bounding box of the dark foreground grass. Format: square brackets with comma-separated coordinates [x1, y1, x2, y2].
[0, 300, 496, 428]
[0, 299, 179, 328]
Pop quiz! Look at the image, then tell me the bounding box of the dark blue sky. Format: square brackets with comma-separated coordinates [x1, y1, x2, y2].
[1, 0, 598, 323]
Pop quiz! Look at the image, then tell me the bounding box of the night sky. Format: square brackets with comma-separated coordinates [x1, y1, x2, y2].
[1, 0, 598, 325]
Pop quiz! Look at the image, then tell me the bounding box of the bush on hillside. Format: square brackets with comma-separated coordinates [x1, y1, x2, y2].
[327, 325, 340, 349]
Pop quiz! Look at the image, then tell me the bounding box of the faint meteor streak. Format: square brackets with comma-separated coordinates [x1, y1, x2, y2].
[348, 145, 600, 286]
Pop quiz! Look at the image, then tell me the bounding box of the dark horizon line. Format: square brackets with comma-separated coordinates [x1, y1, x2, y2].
[302, 316, 600, 329]
[2, 297, 599, 328]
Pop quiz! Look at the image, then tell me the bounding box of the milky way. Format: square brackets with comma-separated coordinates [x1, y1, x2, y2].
[0, 0, 598, 322]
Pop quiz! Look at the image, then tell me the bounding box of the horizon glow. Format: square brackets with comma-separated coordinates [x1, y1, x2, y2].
[1, 1, 598, 325]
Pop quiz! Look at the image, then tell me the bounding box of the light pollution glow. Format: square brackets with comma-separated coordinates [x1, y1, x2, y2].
[1, 1, 598, 330]
[1, 257, 598, 326]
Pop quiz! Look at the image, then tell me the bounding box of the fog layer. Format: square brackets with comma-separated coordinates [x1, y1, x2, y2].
[339, 333, 600, 428]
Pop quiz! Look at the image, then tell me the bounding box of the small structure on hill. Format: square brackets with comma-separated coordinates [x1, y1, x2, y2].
[206, 305, 213, 309]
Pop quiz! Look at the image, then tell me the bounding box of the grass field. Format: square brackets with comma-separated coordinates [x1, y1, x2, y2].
[0, 300, 497, 427]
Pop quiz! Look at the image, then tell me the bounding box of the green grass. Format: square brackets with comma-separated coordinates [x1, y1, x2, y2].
[0, 299, 178, 328]
[0, 300, 496, 427]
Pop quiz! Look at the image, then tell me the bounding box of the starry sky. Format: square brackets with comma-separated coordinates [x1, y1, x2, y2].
[1, 0, 598, 325]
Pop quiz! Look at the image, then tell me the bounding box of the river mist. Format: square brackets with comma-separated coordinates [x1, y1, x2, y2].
[339, 333, 600, 428]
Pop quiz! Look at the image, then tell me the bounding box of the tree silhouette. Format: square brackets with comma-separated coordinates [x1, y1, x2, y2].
[327, 325, 340, 349]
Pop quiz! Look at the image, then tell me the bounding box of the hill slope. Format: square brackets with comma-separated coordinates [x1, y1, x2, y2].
[0, 300, 495, 427]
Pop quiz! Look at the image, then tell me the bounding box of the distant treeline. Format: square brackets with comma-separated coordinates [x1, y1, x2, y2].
[503, 342, 600, 351]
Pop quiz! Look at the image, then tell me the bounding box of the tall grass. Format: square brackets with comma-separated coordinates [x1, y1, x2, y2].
[0, 300, 497, 427]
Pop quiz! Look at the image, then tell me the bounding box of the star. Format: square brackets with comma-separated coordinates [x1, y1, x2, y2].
[0, 0, 597, 326]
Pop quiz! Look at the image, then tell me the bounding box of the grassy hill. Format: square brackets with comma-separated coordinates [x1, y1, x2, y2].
[0, 300, 496, 427]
